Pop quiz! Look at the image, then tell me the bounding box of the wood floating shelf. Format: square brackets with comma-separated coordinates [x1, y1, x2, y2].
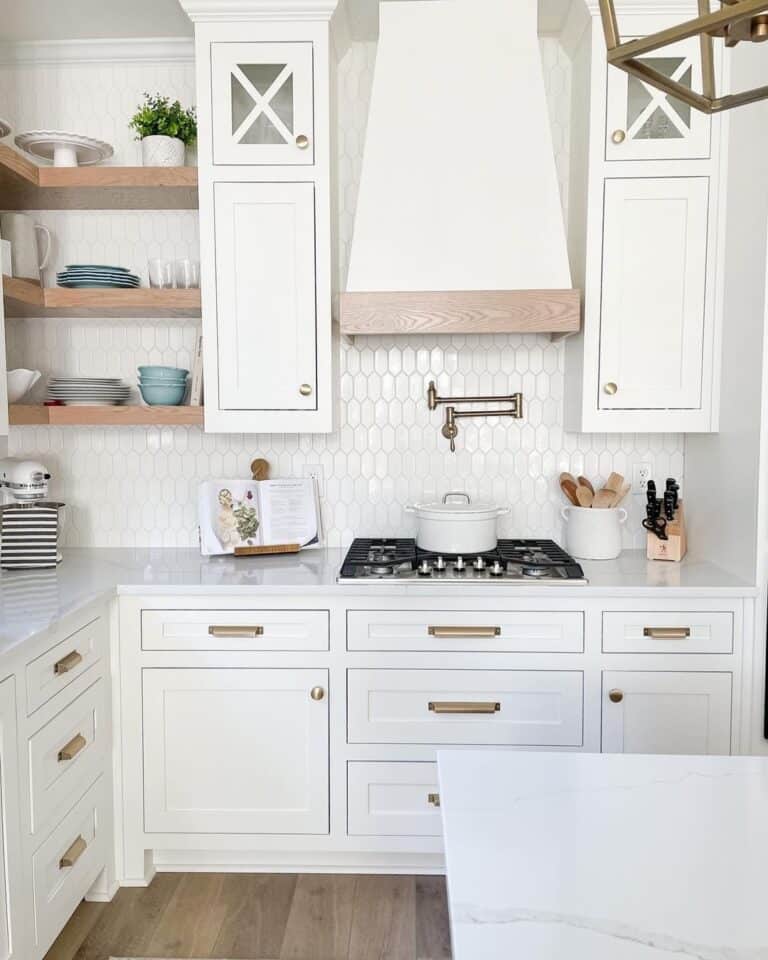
[2, 277, 201, 318]
[9, 405, 204, 427]
[339, 289, 582, 338]
[0, 144, 198, 210]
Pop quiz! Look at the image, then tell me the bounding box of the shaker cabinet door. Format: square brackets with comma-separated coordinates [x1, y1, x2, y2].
[605, 34, 711, 161]
[601, 671, 732, 755]
[213, 181, 317, 414]
[599, 177, 709, 411]
[211, 41, 314, 165]
[143, 668, 329, 834]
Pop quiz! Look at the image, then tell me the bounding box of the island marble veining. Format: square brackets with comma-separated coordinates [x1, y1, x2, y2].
[438, 751, 768, 960]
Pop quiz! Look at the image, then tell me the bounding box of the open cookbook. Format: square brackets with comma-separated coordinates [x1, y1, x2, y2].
[198, 478, 322, 556]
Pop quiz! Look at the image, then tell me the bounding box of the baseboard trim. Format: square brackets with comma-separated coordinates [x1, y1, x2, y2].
[146, 848, 445, 876]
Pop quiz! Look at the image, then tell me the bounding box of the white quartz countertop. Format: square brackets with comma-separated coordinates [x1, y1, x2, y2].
[438, 750, 768, 960]
[0, 547, 755, 655]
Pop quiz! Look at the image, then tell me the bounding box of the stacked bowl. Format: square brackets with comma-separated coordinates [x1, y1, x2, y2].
[138, 366, 188, 406]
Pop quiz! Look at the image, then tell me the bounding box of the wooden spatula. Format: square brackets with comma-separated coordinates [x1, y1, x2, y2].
[593, 488, 616, 509]
[611, 482, 631, 507]
[575, 485, 594, 508]
[577, 476, 595, 495]
[605, 472, 624, 494]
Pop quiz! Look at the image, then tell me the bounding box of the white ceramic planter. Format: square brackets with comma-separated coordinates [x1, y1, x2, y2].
[406, 493, 509, 554]
[141, 135, 186, 167]
[561, 505, 628, 560]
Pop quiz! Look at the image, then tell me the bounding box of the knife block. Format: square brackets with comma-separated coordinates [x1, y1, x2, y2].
[647, 500, 687, 562]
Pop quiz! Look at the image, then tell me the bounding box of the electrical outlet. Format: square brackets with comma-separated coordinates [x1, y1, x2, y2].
[632, 462, 652, 493]
[303, 464, 325, 497]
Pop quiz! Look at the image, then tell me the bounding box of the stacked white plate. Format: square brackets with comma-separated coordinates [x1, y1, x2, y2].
[46, 378, 131, 406]
[56, 265, 140, 289]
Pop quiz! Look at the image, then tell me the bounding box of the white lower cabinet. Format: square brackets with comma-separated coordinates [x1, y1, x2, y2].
[143, 668, 329, 834]
[601, 671, 732, 755]
[0, 678, 20, 960]
[347, 762, 441, 837]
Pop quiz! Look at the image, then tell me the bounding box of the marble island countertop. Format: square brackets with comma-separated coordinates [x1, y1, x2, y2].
[0, 546, 755, 656]
[438, 751, 768, 960]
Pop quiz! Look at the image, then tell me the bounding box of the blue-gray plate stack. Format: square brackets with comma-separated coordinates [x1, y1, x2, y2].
[56, 264, 140, 288]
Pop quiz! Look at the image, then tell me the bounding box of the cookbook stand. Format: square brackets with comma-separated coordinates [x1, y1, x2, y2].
[233, 457, 301, 557]
[647, 501, 687, 562]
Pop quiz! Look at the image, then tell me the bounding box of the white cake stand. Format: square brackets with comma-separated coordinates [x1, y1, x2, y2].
[0, 119, 11, 139]
[14, 131, 113, 167]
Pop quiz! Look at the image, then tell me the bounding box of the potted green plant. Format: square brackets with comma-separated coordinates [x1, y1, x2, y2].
[129, 93, 197, 167]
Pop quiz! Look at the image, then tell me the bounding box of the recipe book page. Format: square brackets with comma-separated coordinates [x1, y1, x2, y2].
[257, 479, 320, 547]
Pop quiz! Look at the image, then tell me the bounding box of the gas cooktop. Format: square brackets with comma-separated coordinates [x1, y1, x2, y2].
[337, 538, 587, 583]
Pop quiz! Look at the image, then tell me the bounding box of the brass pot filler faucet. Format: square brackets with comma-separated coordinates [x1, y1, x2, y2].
[427, 380, 523, 452]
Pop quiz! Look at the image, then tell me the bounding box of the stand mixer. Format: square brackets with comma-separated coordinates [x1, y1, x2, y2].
[0, 458, 51, 504]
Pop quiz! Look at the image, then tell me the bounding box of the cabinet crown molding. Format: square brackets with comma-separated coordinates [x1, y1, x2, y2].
[178, 0, 339, 20]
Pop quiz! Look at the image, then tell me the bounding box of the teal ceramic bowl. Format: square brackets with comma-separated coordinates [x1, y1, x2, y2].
[139, 382, 187, 406]
[137, 365, 189, 379]
[139, 375, 188, 385]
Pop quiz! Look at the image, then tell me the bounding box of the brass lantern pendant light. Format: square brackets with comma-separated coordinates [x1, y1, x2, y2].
[599, 0, 768, 113]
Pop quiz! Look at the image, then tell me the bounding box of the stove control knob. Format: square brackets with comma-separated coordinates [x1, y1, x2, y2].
[418, 559, 432, 576]
[434, 556, 446, 571]
[454, 555, 465, 571]
[490, 560, 504, 576]
[473, 556, 485, 571]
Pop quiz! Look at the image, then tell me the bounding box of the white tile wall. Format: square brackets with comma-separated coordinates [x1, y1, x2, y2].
[3, 40, 684, 550]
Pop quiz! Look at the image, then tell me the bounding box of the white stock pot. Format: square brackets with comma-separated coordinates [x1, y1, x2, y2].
[405, 492, 510, 554]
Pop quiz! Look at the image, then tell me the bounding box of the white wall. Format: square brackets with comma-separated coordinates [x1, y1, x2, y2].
[2, 38, 684, 548]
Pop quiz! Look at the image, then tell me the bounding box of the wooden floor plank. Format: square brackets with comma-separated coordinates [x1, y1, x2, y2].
[62, 888, 145, 960]
[347, 875, 416, 960]
[211, 873, 298, 959]
[279, 874, 357, 960]
[97, 872, 183, 958]
[415, 877, 452, 960]
[144, 873, 229, 958]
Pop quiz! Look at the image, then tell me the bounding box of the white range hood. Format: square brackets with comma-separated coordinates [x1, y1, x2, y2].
[340, 0, 579, 335]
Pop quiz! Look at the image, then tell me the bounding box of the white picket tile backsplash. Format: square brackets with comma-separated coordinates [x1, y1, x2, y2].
[2, 40, 684, 550]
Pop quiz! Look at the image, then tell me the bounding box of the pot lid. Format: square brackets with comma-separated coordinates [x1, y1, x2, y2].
[411, 493, 503, 519]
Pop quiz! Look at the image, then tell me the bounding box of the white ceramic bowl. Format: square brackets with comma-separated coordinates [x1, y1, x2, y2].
[7, 369, 41, 403]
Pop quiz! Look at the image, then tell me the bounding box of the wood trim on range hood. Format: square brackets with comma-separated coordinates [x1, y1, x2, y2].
[339, 290, 581, 336]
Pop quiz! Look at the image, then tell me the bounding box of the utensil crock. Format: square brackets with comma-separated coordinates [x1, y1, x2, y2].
[561, 505, 628, 560]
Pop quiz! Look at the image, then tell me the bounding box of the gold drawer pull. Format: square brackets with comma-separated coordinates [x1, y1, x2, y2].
[58, 733, 87, 762]
[54, 650, 82, 675]
[428, 626, 501, 638]
[427, 792, 441, 807]
[643, 627, 691, 640]
[59, 835, 87, 869]
[428, 701, 501, 714]
[208, 625, 264, 638]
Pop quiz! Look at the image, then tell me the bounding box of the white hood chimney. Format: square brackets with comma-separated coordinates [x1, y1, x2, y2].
[340, 0, 579, 335]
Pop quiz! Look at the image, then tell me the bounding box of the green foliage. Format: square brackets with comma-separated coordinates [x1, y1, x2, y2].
[129, 93, 197, 145]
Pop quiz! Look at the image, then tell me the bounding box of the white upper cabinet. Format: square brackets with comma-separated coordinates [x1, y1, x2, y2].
[605, 35, 711, 161]
[211, 41, 314, 165]
[214, 181, 318, 416]
[599, 177, 708, 411]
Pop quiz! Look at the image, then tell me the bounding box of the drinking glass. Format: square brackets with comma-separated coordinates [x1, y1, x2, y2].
[148, 259, 174, 289]
[174, 259, 200, 289]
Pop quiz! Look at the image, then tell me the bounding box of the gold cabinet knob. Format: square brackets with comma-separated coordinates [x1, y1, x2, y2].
[608, 689, 624, 704]
[604, 382, 618, 396]
[310, 686, 325, 701]
[299, 383, 313, 397]
[295, 134, 310, 149]
[611, 129, 626, 144]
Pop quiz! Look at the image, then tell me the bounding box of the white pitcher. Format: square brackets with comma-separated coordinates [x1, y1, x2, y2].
[561, 505, 628, 560]
[0, 213, 51, 283]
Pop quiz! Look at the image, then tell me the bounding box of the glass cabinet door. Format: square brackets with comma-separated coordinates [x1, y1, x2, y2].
[605, 36, 711, 161]
[211, 41, 314, 165]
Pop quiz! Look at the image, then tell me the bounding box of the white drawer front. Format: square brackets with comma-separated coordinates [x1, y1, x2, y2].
[26, 617, 105, 715]
[603, 612, 733, 654]
[32, 776, 108, 955]
[348, 762, 441, 837]
[348, 669, 583, 746]
[29, 679, 108, 837]
[347, 610, 584, 653]
[141, 609, 329, 651]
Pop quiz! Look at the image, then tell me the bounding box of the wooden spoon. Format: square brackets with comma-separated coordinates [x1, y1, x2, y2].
[576, 485, 594, 508]
[577, 476, 595, 495]
[560, 474, 579, 506]
[593, 488, 616, 509]
[605, 471, 624, 494]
